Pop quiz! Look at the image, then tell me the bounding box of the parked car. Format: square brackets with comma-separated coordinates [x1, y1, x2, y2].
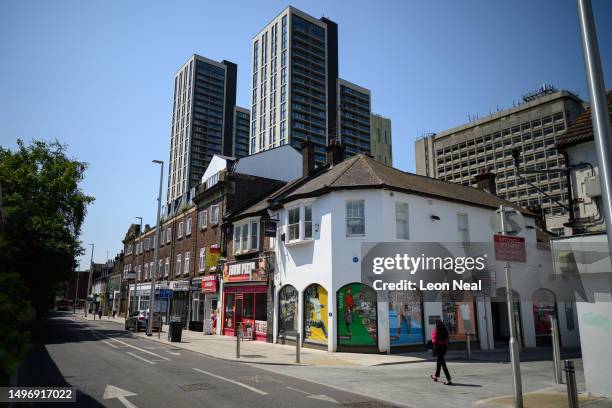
[124, 310, 162, 331]
[56, 299, 71, 311]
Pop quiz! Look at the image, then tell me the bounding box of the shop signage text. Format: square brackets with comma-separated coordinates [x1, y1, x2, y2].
[201, 275, 218, 293]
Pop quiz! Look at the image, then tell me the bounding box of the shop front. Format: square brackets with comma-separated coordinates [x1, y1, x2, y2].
[222, 259, 269, 341]
[201, 274, 219, 334]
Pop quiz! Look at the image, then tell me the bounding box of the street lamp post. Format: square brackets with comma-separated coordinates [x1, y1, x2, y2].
[576, 0, 612, 256]
[85, 243, 94, 317]
[135, 216, 143, 317]
[147, 160, 164, 336]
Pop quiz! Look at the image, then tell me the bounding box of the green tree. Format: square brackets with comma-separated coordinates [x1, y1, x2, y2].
[0, 139, 94, 383]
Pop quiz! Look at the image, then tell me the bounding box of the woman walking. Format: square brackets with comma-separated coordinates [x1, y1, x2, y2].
[430, 319, 452, 385]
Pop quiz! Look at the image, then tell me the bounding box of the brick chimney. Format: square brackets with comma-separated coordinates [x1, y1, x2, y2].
[473, 170, 497, 196]
[326, 140, 345, 166]
[301, 140, 315, 176]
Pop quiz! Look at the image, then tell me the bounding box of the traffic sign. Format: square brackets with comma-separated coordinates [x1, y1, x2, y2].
[494, 234, 526, 262]
[490, 207, 524, 236]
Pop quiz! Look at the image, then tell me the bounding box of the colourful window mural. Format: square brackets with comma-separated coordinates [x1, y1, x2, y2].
[337, 283, 377, 347]
[278, 285, 298, 337]
[389, 291, 423, 346]
[304, 284, 328, 344]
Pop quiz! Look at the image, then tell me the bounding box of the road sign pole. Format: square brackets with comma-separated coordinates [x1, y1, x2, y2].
[501, 205, 523, 408]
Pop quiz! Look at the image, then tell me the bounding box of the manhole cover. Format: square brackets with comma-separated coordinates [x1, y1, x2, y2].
[342, 402, 403, 408]
[240, 354, 265, 358]
[178, 382, 216, 392]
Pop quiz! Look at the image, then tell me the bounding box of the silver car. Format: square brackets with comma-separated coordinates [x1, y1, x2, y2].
[125, 310, 162, 332]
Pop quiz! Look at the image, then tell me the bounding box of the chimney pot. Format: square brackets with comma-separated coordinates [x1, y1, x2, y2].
[326, 140, 345, 165]
[301, 140, 316, 176]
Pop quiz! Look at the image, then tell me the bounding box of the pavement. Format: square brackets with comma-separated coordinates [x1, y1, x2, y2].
[16, 311, 612, 408]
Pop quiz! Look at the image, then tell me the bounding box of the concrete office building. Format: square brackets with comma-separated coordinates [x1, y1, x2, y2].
[233, 107, 250, 159]
[414, 87, 585, 234]
[249, 6, 338, 165]
[167, 54, 238, 214]
[370, 113, 393, 166]
[337, 78, 371, 158]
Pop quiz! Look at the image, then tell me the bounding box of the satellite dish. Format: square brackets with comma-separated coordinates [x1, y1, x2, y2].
[490, 207, 524, 236]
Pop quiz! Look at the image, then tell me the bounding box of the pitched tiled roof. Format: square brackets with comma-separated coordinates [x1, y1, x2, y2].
[557, 90, 612, 149]
[276, 155, 533, 215]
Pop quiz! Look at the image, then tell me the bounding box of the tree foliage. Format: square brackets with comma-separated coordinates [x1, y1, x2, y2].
[0, 139, 94, 382]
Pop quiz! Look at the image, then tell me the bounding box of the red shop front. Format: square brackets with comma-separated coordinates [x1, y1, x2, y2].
[222, 259, 268, 341]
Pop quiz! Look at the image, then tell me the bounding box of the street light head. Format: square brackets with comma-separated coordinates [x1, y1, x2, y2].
[152, 160, 163, 164]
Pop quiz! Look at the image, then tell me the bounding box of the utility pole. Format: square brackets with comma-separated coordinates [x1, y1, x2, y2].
[85, 243, 94, 317]
[501, 205, 523, 408]
[147, 160, 164, 336]
[576, 0, 612, 256]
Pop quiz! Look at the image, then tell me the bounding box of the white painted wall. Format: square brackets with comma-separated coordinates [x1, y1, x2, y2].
[271, 187, 569, 353]
[234, 145, 302, 182]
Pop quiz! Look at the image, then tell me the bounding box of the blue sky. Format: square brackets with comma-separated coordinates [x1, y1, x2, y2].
[1, 0, 611, 269]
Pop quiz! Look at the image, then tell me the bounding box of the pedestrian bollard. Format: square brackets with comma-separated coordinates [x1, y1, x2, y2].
[296, 332, 301, 363]
[236, 323, 241, 359]
[564, 360, 579, 408]
[551, 316, 562, 384]
[466, 332, 471, 360]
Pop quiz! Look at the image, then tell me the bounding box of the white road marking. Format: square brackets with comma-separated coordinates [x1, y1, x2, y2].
[103, 340, 119, 349]
[286, 386, 338, 404]
[103, 384, 138, 408]
[165, 350, 181, 356]
[91, 329, 171, 361]
[193, 368, 268, 396]
[126, 351, 156, 365]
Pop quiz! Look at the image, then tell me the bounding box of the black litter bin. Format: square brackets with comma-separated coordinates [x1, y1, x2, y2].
[169, 320, 182, 342]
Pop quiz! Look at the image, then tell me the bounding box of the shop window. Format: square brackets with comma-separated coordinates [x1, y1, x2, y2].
[278, 285, 298, 338]
[337, 283, 377, 347]
[389, 291, 423, 346]
[304, 284, 328, 344]
[441, 296, 477, 341]
[532, 289, 557, 346]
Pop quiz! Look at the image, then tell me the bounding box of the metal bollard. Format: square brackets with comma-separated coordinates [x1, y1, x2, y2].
[466, 332, 471, 360]
[564, 360, 579, 408]
[296, 332, 301, 363]
[236, 323, 241, 359]
[551, 316, 562, 384]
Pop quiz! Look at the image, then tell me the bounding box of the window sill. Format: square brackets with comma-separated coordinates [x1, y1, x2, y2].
[346, 235, 366, 240]
[235, 249, 259, 256]
[285, 238, 314, 247]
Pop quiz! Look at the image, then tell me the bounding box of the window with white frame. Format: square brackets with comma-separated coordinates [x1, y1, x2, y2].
[144, 263, 149, 280]
[199, 210, 207, 229]
[152, 235, 156, 250]
[137, 265, 142, 281]
[210, 205, 219, 224]
[199, 247, 205, 272]
[457, 213, 470, 244]
[346, 199, 365, 237]
[160, 229, 165, 246]
[250, 220, 259, 250]
[176, 254, 181, 277]
[186, 218, 192, 235]
[233, 219, 260, 254]
[158, 259, 163, 278]
[178, 221, 183, 239]
[166, 227, 172, 243]
[304, 205, 312, 239]
[164, 257, 169, 277]
[395, 202, 409, 239]
[184, 252, 190, 275]
[288, 207, 300, 241]
[149, 261, 154, 279]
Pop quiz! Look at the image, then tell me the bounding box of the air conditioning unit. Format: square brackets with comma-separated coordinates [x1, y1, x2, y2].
[585, 175, 602, 199]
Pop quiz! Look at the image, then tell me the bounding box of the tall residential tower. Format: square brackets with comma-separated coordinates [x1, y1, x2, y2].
[167, 54, 237, 213]
[249, 6, 338, 164]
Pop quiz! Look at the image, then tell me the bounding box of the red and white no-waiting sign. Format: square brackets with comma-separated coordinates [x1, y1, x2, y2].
[494, 234, 526, 262]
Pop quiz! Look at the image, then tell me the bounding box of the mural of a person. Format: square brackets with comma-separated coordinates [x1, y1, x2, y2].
[307, 289, 327, 336]
[390, 301, 411, 340]
[344, 287, 354, 336]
